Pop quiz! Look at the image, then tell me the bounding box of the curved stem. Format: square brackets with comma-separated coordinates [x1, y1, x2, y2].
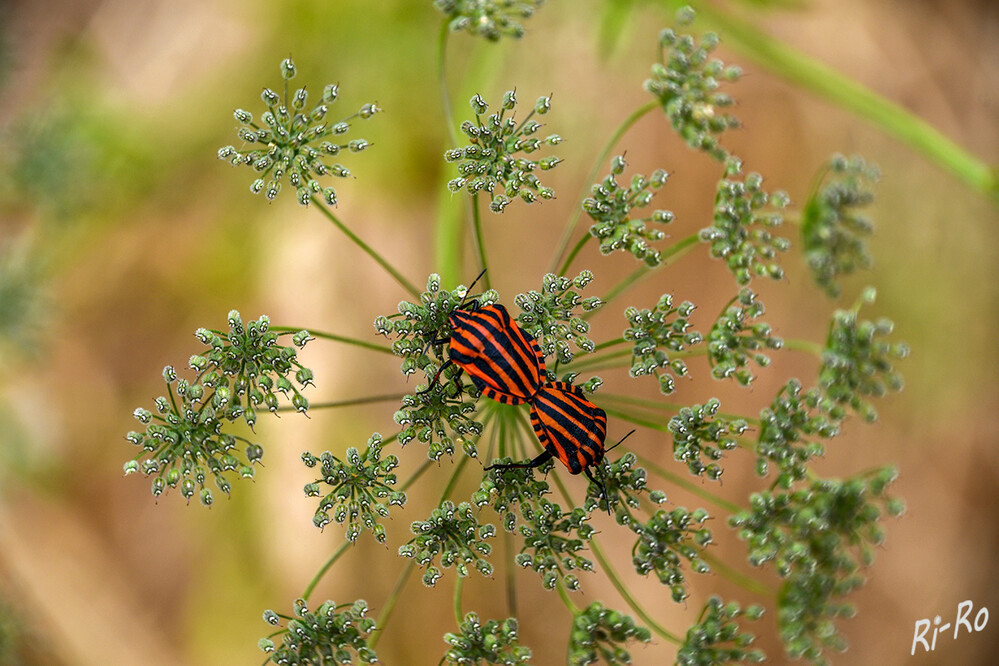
[551, 101, 659, 273]
[281, 394, 404, 412]
[698, 550, 775, 599]
[781, 338, 824, 358]
[302, 540, 351, 602]
[546, 471, 680, 644]
[634, 453, 743, 515]
[589, 232, 701, 318]
[557, 234, 592, 279]
[589, 539, 682, 645]
[690, 1, 999, 203]
[555, 579, 580, 615]
[370, 561, 416, 648]
[271, 327, 394, 354]
[310, 196, 421, 298]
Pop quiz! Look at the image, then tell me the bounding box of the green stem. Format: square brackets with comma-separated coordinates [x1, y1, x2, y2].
[272, 327, 394, 354]
[782, 338, 824, 357]
[599, 392, 761, 427]
[470, 193, 491, 289]
[551, 100, 660, 273]
[282, 394, 404, 412]
[589, 539, 682, 645]
[555, 579, 580, 615]
[301, 540, 351, 602]
[310, 196, 421, 298]
[635, 453, 744, 515]
[698, 550, 775, 599]
[370, 561, 416, 648]
[691, 1, 999, 203]
[453, 576, 465, 625]
[435, 21, 464, 281]
[546, 471, 680, 644]
[557, 234, 592, 279]
[591, 232, 701, 316]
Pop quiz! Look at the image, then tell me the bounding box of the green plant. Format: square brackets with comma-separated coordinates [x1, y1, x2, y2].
[123, 5, 913, 664]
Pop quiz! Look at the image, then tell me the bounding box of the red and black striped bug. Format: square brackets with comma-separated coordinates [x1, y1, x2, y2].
[420, 272, 546, 405]
[486, 381, 626, 514]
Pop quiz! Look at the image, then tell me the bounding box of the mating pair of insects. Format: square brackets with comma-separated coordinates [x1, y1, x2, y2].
[420, 272, 625, 512]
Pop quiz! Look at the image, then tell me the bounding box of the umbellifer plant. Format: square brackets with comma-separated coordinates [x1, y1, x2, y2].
[123, 5, 908, 664]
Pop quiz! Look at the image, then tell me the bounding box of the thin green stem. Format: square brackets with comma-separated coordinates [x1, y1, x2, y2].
[545, 471, 679, 644]
[590, 232, 701, 317]
[437, 21, 459, 149]
[470, 193, 491, 289]
[690, 1, 999, 203]
[599, 392, 761, 427]
[782, 338, 824, 357]
[635, 453, 744, 515]
[453, 576, 465, 625]
[589, 539, 682, 645]
[554, 579, 581, 615]
[699, 550, 775, 599]
[278, 394, 404, 412]
[557, 234, 592, 279]
[370, 561, 416, 648]
[551, 100, 660, 273]
[272, 327, 394, 354]
[301, 540, 351, 602]
[310, 196, 421, 298]
[400, 458, 435, 493]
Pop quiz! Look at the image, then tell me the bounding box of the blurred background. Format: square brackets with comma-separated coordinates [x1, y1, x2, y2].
[0, 0, 997, 663]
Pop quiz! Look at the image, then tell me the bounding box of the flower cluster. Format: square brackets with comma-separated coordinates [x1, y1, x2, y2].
[756, 379, 839, 484]
[375, 274, 497, 460]
[302, 433, 406, 542]
[668, 398, 747, 480]
[802, 155, 879, 297]
[819, 292, 908, 422]
[596, 452, 668, 521]
[644, 12, 742, 161]
[583, 155, 674, 266]
[623, 294, 701, 394]
[729, 468, 904, 662]
[259, 598, 377, 665]
[568, 602, 651, 665]
[434, 0, 545, 41]
[700, 158, 790, 285]
[219, 59, 378, 207]
[632, 507, 712, 603]
[443, 613, 531, 664]
[446, 90, 561, 213]
[514, 271, 602, 368]
[478, 464, 595, 590]
[123, 311, 312, 504]
[676, 596, 765, 665]
[707, 288, 783, 386]
[399, 500, 496, 587]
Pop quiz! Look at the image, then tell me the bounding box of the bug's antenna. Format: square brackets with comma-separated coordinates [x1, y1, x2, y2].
[606, 429, 636, 453]
[458, 268, 488, 307]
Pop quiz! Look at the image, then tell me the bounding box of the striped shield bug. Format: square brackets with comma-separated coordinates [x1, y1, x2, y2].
[421, 272, 546, 405]
[486, 381, 621, 513]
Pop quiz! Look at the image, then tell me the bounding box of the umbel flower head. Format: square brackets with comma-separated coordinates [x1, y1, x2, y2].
[435, 0, 545, 41]
[123, 311, 313, 505]
[446, 90, 562, 213]
[259, 598, 377, 665]
[644, 8, 742, 161]
[218, 58, 378, 207]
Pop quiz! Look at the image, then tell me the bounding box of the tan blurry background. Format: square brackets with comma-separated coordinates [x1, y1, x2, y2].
[0, 0, 997, 664]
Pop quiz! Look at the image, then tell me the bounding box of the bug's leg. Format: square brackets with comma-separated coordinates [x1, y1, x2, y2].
[484, 450, 552, 471]
[417, 359, 455, 395]
[584, 466, 613, 517]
